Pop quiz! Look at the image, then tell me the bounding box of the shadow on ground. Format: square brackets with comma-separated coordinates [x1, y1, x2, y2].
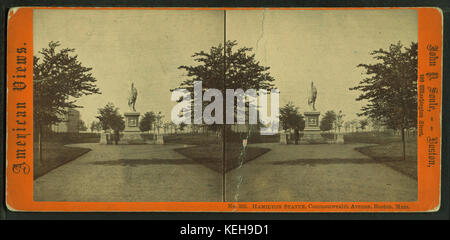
[90, 158, 195, 167]
[270, 158, 374, 166]
[174, 144, 271, 173]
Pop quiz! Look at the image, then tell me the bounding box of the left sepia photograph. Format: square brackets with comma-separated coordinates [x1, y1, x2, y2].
[32, 9, 225, 202]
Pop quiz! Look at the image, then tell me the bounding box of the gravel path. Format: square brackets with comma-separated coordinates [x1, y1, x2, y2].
[34, 143, 221, 202]
[225, 143, 418, 202]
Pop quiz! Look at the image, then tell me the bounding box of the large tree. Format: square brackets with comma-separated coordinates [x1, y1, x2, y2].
[34, 41, 100, 129]
[279, 102, 305, 131]
[175, 40, 276, 135]
[139, 111, 156, 132]
[350, 41, 417, 160]
[320, 110, 337, 132]
[96, 103, 125, 132]
[34, 41, 100, 165]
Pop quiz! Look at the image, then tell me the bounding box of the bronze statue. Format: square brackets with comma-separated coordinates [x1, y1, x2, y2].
[308, 81, 317, 111]
[128, 82, 138, 112]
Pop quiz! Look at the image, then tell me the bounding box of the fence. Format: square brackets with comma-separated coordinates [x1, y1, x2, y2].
[35, 131, 101, 144]
[343, 131, 416, 144]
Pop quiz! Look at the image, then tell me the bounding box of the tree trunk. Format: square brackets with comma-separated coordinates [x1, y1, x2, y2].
[401, 127, 406, 161]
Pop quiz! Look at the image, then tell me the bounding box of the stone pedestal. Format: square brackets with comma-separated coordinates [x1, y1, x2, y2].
[99, 132, 113, 144]
[124, 112, 140, 132]
[280, 132, 288, 144]
[119, 132, 146, 144]
[336, 133, 344, 144]
[99, 132, 108, 144]
[119, 112, 145, 144]
[301, 111, 326, 144]
[156, 134, 164, 144]
[303, 111, 320, 131]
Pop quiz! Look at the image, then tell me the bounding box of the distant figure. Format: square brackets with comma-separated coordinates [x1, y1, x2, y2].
[308, 81, 318, 111]
[128, 82, 138, 112]
[294, 128, 300, 145]
[114, 130, 120, 145]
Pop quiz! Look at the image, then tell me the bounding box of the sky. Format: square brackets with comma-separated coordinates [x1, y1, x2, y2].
[34, 9, 417, 126]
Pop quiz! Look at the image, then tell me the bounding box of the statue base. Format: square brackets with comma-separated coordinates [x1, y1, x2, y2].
[301, 111, 327, 144]
[280, 132, 288, 144]
[124, 112, 141, 132]
[156, 134, 164, 144]
[119, 111, 145, 144]
[118, 132, 146, 144]
[99, 132, 110, 144]
[300, 130, 327, 144]
[336, 133, 344, 144]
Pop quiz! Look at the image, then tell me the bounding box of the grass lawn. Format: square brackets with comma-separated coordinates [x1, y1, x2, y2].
[33, 142, 91, 179]
[355, 140, 418, 180]
[174, 143, 270, 172]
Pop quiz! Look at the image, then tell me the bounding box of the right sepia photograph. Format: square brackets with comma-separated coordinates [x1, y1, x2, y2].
[224, 9, 418, 202]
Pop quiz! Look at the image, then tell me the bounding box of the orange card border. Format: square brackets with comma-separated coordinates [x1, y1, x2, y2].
[5, 7, 442, 212]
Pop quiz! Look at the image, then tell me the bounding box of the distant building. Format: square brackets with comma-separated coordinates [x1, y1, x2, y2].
[51, 108, 81, 133]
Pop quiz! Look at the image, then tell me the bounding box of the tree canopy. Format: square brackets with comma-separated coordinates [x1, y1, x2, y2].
[350, 41, 418, 131]
[139, 111, 156, 132]
[279, 102, 305, 131]
[96, 103, 125, 132]
[359, 119, 369, 131]
[34, 41, 100, 127]
[350, 41, 417, 160]
[320, 110, 337, 132]
[175, 40, 276, 131]
[178, 40, 275, 93]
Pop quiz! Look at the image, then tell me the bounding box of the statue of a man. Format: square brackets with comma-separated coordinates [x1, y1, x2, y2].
[128, 82, 138, 112]
[308, 81, 317, 111]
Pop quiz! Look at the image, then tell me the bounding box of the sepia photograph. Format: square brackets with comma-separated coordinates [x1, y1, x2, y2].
[32, 9, 418, 203]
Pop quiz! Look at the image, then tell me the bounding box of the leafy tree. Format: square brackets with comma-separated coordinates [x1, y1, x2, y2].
[370, 117, 384, 132]
[350, 41, 417, 160]
[175, 40, 276, 135]
[139, 111, 156, 132]
[279, 102, 305, 131]
[96, 103, 125, 132]
[359, 119, 369, 131]
[34, 41, 100, 128]
[320, 110, 337, 132]
[33, 41, 100, 164]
